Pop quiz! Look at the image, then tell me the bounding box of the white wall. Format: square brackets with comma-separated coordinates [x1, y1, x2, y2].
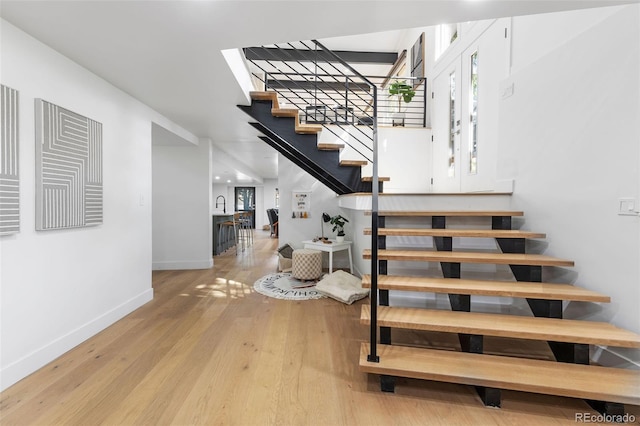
[152, 138, 213, 270]
[262, 178, 279, 230]
[509, 6, 623, 75]
[263, 178, 279, 210]
[277, 154, 353, 269]
[0, 20, 198, 390]
[498, 6, 639, 364]
[319, 126, 433, 193]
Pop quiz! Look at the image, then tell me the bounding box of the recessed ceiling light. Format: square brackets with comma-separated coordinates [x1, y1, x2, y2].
[226, 180, 231, 183]
[215, 176, 220, 180]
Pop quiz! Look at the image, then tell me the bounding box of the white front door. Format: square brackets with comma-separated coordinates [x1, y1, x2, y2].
[431, 19, 511, 193]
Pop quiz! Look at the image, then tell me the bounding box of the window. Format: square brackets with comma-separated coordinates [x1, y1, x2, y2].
[448, 71, 456, 177]
[469, 51, 478, 174]
[436, 23, 458, 60]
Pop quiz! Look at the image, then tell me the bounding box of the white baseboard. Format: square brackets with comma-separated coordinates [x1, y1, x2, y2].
[0, 288, 153, 392]
[152, 259, 213, 270]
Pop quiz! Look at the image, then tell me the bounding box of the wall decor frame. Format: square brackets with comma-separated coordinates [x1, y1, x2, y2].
[35, 99, 103, 230]
[1, 85, 20, 235]
[411, 32, 425, 85]
[292, 191, 310, 219]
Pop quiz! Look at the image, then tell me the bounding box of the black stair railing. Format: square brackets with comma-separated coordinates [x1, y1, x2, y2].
[244, 41, 375, 162]
[265, 72, 427, 128]
[244, 40, 381, 362]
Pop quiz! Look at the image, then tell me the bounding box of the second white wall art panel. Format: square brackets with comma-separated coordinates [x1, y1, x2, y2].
[35, 99, 103, 230]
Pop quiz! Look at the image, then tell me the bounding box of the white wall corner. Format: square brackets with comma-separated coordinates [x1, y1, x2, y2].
[0, 289, 153, 392]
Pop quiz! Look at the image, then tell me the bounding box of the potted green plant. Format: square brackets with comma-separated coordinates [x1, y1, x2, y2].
[329, 214, 349, 242]
[388, 79, 416, 126]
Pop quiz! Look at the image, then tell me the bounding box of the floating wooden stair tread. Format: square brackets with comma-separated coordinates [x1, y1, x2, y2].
[365, 210, 524, 217]
[249, 91, 321, 134]
[362, 176, 391, 182]
[361, 274, 610, 303]
[363, 249, 574, 267]
[364, 228, 546, 239]
[250, 91, 279, 108]
[318, 143, 344, 151]
[359, 343, 640, 406]
[295, 124, 323, 134]
[271, 107, 299, 117]
[340, 160, 368, 167]
[361, 305, 640, 348]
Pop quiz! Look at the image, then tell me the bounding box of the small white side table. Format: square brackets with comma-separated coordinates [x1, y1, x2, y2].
[302, 239, 353, 274]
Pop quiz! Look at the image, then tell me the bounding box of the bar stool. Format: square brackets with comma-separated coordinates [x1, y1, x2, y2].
[219, 216, 237, 254]
[244, 211, 254, 246]
[237, 211, 253, 249]
[233, 213, 244, 252]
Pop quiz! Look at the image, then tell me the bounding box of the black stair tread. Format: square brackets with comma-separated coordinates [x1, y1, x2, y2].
[365, 210, 524, 217]
[364, 228, 545, 239]
[359, 343, 640, 406]
[360, 274, 610, 302]
[360, 305, 640, 348]
[363, 249, 574, 267]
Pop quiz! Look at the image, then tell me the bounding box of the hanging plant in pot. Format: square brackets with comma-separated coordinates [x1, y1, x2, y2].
[388, 79, 416, 126]
[329, 214, 349, 243]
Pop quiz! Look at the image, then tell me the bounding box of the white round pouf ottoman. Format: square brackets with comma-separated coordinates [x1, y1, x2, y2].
[291, 249, 323, 281]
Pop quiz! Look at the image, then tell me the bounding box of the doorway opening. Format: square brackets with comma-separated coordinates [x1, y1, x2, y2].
[234, 186, 255, 228]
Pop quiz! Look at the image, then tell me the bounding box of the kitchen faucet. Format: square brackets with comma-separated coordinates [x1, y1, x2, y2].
[215, 195, 226, 213]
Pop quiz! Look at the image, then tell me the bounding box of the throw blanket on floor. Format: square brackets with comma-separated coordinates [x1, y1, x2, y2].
[315, 270, 369, 304]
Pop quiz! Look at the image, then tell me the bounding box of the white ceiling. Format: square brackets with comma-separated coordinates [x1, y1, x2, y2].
[1, 0, 635, 185]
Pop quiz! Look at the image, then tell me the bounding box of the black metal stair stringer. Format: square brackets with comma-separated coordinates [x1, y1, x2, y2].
[256, 134, 350, 195]
[237, 101, 368, 194]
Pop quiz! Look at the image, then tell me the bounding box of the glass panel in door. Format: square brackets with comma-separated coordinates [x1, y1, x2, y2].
[234, 186, 255, 228]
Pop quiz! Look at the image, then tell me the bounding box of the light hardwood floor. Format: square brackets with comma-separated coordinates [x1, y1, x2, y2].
[1, 230, 638, 425]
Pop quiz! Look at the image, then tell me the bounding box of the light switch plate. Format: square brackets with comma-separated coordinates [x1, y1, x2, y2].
[618, 198, 637, 216]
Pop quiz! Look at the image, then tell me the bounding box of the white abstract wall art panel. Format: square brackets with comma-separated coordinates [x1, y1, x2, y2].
[35, 99, 103, 231]
[0, 85, 20, 235]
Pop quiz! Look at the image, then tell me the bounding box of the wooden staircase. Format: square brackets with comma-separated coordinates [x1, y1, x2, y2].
[237, 91, 388, 195]
[359, 210, 640, 412]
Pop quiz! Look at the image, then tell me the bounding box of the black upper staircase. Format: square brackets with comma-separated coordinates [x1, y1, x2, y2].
[237, 94, 375, 195]
[237, 39, 382, 196]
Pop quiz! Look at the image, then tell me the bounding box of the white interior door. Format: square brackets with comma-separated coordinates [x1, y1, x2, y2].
[432, 59, 462, 192]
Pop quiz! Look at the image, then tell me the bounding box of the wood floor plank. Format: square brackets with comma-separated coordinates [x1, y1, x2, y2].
[2, 231, 638, 425]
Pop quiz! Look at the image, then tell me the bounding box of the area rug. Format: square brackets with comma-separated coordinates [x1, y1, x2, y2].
[253, 272, 325, 300]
